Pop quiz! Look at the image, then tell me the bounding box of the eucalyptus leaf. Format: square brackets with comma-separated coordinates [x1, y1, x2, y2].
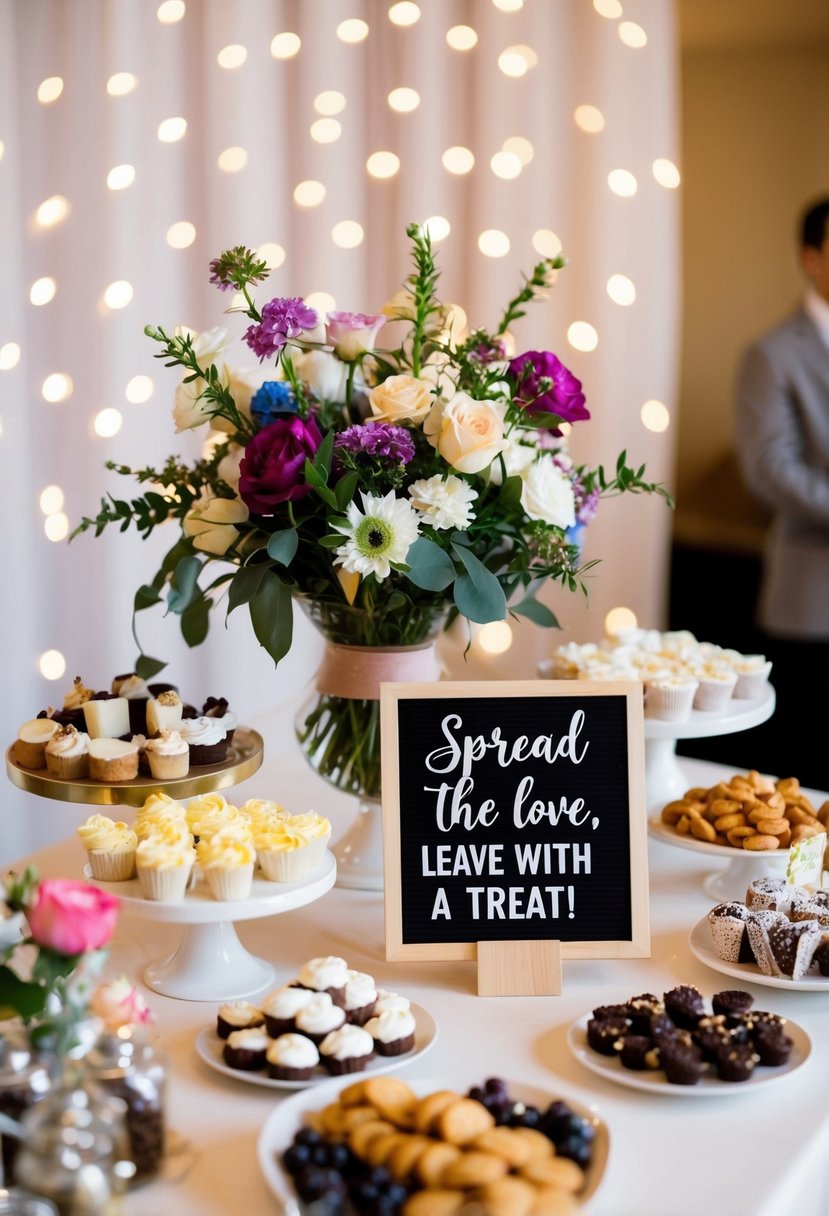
[451, 543, 507, 622]
[167, 555, 202, 614]
[135, 654, 167, 680]
[405, 537, 456, 591]
[510, 596, 559, 627]
[266, 528, 299, 567]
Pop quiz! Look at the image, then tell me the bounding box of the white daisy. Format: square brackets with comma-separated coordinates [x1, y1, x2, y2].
[408, 475, 478, 531]
[333, 490, 420, 581]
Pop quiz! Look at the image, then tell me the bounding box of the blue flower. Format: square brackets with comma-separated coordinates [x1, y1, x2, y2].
[250, 381, 298, 428]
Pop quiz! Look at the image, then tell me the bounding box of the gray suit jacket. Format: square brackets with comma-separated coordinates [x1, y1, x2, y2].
[735, 307, 829, 639]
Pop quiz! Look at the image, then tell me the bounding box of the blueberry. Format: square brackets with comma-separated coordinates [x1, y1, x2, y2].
[282, 1143, 311, 1174]
[351, 1181, 379, 1211]
[368, 1165, 392, 1188]
[517, 1104, 541, 1128]
[468, 1086, 486, 1104]
[295, 1126, 322, 1147]
[387, 1183, 409, 1205]
[328, 1143, 352, 1171]
[294, 1165, 346, 1202]
[556, 1133, 592, 1168]
[485, 1077, 508, 1096]
[312, 1144, 332, 1166]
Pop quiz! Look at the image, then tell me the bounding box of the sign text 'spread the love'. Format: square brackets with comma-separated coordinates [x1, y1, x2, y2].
[381, 681, 649, 965]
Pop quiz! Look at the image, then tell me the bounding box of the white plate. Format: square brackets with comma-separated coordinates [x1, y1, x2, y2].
[567, 1012, 811, 1096]
[195, 1001, 437, 1090]
[257, 1074, 609, 1214]
[688, 914, 829, 991]
[648, 817, 791, 861]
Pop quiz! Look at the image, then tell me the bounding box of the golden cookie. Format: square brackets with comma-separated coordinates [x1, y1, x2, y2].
[318, 1102, 350, 1137]
[786, 805, 819, 826]
[775, 776, 800, 797]
[415, 1141, 463, 1188]
[339, 1079, 368, 1107]
[342, 1105, 385, 1132]
[708, 798, 741, 818]
[441, 1149, 509, 1188]
[528, 1187, 579, 1215]
[675, 815, 692, 835]
[683, 786, 709, 801]
[411, 1091, 462, 1134]
[510, 1127, 555, 1160]
[470, 1176, 538, 1216]
[520, 1157, 585, 1193]
[690, 817, 717, 843]
[363, 1076, 418, 1127]
[661, 800, 693, 825]
[748, 770, 775, 794]
[403, 1190, 465, 1216]
[714, 811, 746, 832]
[761, 790, 785, 814]
[473, 1126, 535, 1168]
[388, 1135, 433, 1181]
[436, 1098, 496, 1145]
[818, 802, 829, 828]
[754, 817, 789, 836]
[743, 833, 780, 851]
[348, 1119, 397, 1157]
[726, 827, 754, 848]
[365, 1131, 410, 1168]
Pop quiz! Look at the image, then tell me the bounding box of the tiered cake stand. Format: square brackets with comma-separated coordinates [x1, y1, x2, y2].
[6, 729, 338, 1001]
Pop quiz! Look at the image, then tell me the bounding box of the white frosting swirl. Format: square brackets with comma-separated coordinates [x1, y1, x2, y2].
[344, 971, 377, 1012]
[144, 729, 188, 757]
[260, 986, 316, 1019]
[46, 726, 89, 757]
[266, 1033, 319, 1069]
[295, 994, 345, 1036]
[226, 1028, 269, 1051]
[179, 716, 227, 746]
[374, 989, 411, 1013]
[218, 1001, 263, 1027]
[365, 1008, 416, 1044]
[298, 956, 348, 991]
[320, 1024, 374, 1060]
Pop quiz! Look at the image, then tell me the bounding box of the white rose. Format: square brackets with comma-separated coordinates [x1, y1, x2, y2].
[520, 455, 576, 529]
[173, 378, 212, 432]
[424, 392, 509, 474]
[217, 444, 244, 491]
[488, 436, 538, 486]
[368, 374, 434, 424]
[292, 349, 348, 402]
[418, 353, 458, 403]
[189, 326, 231, 366]
[182, 493, 249, 556]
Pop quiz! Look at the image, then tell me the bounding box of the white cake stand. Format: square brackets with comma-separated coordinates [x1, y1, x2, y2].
[644, 686, 775, 808]
[648, 818, 789, 901]
[84, 853, 337, 1001]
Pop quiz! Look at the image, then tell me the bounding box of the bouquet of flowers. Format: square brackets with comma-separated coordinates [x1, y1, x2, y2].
[74, 224, 670, 799]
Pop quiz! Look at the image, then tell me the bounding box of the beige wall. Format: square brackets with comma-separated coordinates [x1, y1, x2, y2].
[677, 42, 829, 548]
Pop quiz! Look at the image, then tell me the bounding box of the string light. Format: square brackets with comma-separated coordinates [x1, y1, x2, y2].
[166, 221, 196, 248]
[0, 343, 21, 370]
[653, 158, 681, 188]
[492, 0, 524, 11]
[157, 116, 187, 142]
[446, 26, 478, 50]
[157, 0, 185, 22]
[217, 146, 247, 172]
[574, 104, 605, 133]
[314, 91, 346, 116]
[498, 45, 537, 77]
[294, 180, 326, 207]
[106, 164, 136, 190]
[478, 229, 510, 257]
[331, 221, 364, 249]
[567, 322, 598, 352]
[607, 274, 636, 305]
[605, 606, 637, 636]
[310, 119, 341, 143]
[94, 408, 123, 437]
[37, 77, 63, 104]
[641, 399, 670, 432]
[30, 278, 57, 306]
[490, 151, 522, 179]
[271, 32, 301, 58]
[337, 19, 369, 43]
[478, 621, 514, 654]
[422, 216, 450, 242]
[608, 169, 638, 197]
[619, 21, 647, 47]
[44, 513, 69, 542]
[103, 281, 134, 310]
[593, 0, 623, 16]
[35, 195, 69, 228]
[39, 651, 66, 680]
[305, 291, 336, 314]
[217, 45, 247, 69]
[106, 73, 137, 96]
[41, 373, 73, 403]
[502, 136, 533, 165]
[258, 242, 285, 268]
[389, 3, 420, 25]
[366, 151, 400, 179]
[388, 88, 420, 113]
[125, 375, 154, 403]
[39, 485, 64, 515]
[442, 146, 475, 175]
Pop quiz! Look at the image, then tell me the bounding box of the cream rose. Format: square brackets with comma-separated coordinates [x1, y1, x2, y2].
[487, 436, 538, 486]
[424, 392, 509, 474]
[217, 443, 244, 491]
[520, 455, 577, 529]
[182, 493, 249, 556]
[292, 349, 348, 402]
[368, 374, 434, 424]
[208, 365, 276, 434]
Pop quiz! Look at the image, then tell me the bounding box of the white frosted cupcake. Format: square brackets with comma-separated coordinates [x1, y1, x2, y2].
[144, 729, 189, 779]
[45, 724, 90, 778]
[135, 834, 195, 901]
[260, 985, 317, 1037]
[319, 1024, 374, 1075]
[294, 992, 346, 1046]
[373, 989, 411, 1014]
[730, 654, 773, 699]
[364, 1007, 417, 1056]
[178, 715, 228, 765]
[644, 675, 699, 722]
[343, 970, 378, 1025]
[266, 1033, 320, 1081]
[297, 956, 349, 1005]
[77, 814, 138, 881]
[196, 828, 255, 901]
[691, 664, 738, 713]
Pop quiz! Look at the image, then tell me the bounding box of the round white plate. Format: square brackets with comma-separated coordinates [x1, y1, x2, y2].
[195, 1001, 437, 1090]
[648, 817, 791, 861]
[643, 685, 775, 740]
[688, 914, 829, 991]
[566, 1013, 811, 1096]
[257, 1074, 609, 1214]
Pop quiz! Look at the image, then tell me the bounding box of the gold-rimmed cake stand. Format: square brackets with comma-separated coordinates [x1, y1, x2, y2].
[5, 726, 264, 807]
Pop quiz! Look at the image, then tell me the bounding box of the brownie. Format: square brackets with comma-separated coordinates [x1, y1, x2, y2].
[766, 919, 822, 980]
[745, 877, 789, 911]
[714, 1044, 758, 1083]
[619, 1035, 654, 1070]
[664, 985, 707, 1030]
[752, 1024, 793, 1067]
[711, 990, 754, 1018]
[659, 1040, 704, 1086]
[693, 1022, 732, 1063]
[625, 993, 664, 1034]
[586, 1017, 626, 1056]
[813, 940, 829, 976]
[591, 1003, 630, 1022]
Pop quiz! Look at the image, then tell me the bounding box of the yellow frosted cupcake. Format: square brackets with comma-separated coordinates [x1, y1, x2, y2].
[196, 827, 256, 901]
[45, 724, 90, 779]
[77, 814, 138, 881]
[283, 812, 332, 869]
[185, 793, 240, 840]
[135, 834, 195, 902]
[239, 798, 287, 834]
[254, 815, 329, 883]
[134, 793, 188, 841]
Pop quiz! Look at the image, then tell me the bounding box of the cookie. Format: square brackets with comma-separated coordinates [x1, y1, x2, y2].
[436, 1098, 496, 1145]
[388, 1134, 433, 1181]
[402, 1190, 466, 1216]
[365, 1130, 410, 1167]
[412, 1090, 462, 1134]
[519, 1157, 585, 1193]
[415, 1141, 463, 1188]
[473, 1127, 535, 1168]
[510, 1127, 555, 1160]
[348, 1118, 397, 1156]
[440, 1149, 509, 1188]
[363, 1075, 418, 1126]
[528, 1187, 579, 1215]
[339, 1079, 368, 1107]
[470, 1176, 538, 1216]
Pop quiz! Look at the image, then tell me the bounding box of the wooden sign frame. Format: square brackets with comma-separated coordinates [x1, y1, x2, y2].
[381, 680, 649, 993]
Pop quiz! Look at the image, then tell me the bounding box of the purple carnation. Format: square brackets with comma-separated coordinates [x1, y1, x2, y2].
[553, 455, 600, 525]
[244, 297, 319, 361]
[334, 424, 416, 464]
[508, 350, 590, 427]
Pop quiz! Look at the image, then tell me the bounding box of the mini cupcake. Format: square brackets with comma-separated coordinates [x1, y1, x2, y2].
[745, 909, 787, 976]
[373, 989, 411, 1014]
[135, 834, 195, 902]
[111, 673, 151, 734]
[144, 730, 189, 780]
[296, 956, 349, 1005]
[691, 665, 738, 713]
[260, 985, 317, 1037]
[282, 812, 332, 869]
[77, 814, 138, 881]
[134, 792, 189, 841]
[254, 821, 316, 883]
[663, 985, 706, 1030]
[222, 1027, 269, 1071]
[364, 1007, 416, 1056]
[266, 1033, 320, 1081]
[202, 696, 237, 744]
[730, 654, 773, 699]
[708, 902, 755, 964]
[145, 691, 184, 736]
[196, 828, 255, 901]
[318, 1024, 374, 1075]
[343, 971, 378, 1025]
[185, 793, 241, 841]
[216, 1000, 265, 1040]
[644, 675, 699, 722]
[57, 675, 97, 728]
[178, 716, 228, 765]
[713, 1043, 758, 1083]
[14, 718, 60, 769]
[45, 724, 90, 778]
[711, 990, 754, 1019]
[294, 992, 346, 1046]
[745, 877, 791, 912]
[88, 737, 140, 782]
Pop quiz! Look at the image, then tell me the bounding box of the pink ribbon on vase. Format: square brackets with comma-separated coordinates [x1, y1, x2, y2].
[314, 642, 443, 701]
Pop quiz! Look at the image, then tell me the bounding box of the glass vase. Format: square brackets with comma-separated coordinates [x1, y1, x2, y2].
[82, 1027, 167, 1184]
[294, 598, 446, 890]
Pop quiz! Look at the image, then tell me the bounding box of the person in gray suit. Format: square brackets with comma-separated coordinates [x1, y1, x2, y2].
[734, 196, 829, 784]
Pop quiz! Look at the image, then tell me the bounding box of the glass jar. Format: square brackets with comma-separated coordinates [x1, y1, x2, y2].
[0, 1188, 59, 1215]
[82, 1028, 166, 1183]
[14, 1077, 133, 1216]
[0, 1031, 51, 1187]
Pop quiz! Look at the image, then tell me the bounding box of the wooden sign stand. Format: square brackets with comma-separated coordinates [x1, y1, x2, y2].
[381, 680, 649, 997]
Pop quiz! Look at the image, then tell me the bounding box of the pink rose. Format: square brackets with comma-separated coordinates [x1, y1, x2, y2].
[27, 879, 119, 956]
[325, 311, 386, 361]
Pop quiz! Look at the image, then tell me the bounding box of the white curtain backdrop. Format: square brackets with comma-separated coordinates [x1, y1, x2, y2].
[0, 0, 679, 863]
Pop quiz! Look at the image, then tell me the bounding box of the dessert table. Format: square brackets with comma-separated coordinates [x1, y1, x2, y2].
[8, 705, 829, 1216]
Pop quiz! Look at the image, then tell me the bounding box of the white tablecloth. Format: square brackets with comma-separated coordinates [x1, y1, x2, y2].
[9, 712, 829, 1216]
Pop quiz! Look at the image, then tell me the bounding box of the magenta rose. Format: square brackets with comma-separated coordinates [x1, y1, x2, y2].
[26, 879, 119, 956]
[508, 350, 590, 426]
[238, 415, 323, 514]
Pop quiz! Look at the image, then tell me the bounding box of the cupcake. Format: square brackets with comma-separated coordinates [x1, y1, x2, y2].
[145, 691, 184, 736]
[659, 1039, 704, 1086]
[708, 902, 755, 964]
[644, 675, 699, 722]
[44, 724, 90, 778]
[294, 992, 346, 1046]
[745, 909, 787, 976]
[318, 1024, 375, 1076]
[134, 793, 189, 841]
[260, 985, 317, 1037]
[691, 665, 738, 713]
[713, 1044, 758, 1083]
[216, 1000, 265, 1040]
[222, 1027, 269, 1071]
[14, 718, 59, 769]
[178, 716, 228, 765]
[111, 673, 150, 733]
[143, 729, 189, 780]
[663, 985, 706, 1030]
[373, 989, 411, 1014]
[745, 877, 791, 912]
[586, 1016, 627, 1056]
[185, 793, 241, 841]
[343, 971, 378, 1025]
[364, 1007, 416, 1056]
[765, 918, 822, 980]
[296, 956, 349, 1005]
[202, 696, 237, 744]
[135, 834, 196, 901]
[77, 814, 138, 881]
[731, 654, 773, 699]
[282, 812, 332, 869]
[254, 821, 317, 883]
[196, 828, 255, 901]
[711, 990, 754, 1019]
[266, 1033, 320, 1082]
[88, 738, 140, 782]
[56, 675, 97, 728]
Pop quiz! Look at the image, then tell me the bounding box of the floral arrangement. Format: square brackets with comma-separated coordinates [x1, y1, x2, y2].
[74, 224, 670, 797]
[0, 869, 119, 1054]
